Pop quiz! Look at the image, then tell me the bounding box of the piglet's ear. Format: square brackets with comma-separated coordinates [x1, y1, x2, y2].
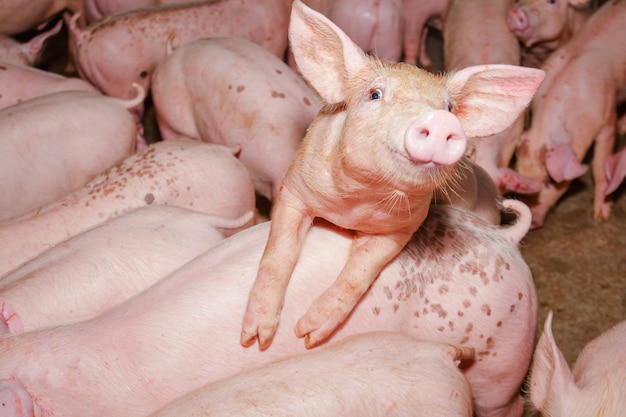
[288, 0, 369, 104]
[447, 64, 544, 139]
[528, 311, 576, 413]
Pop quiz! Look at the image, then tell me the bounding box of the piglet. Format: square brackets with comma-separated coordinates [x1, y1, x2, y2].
[152, 36, 321, 201]
[0, 205, 252, 333]
[0, 20, 62, 66]
[443, 0, 542, 195]
[0, 88, 143, 223]
[241, 0, 544, 350]
[514, 0, 626, 227]
[0, 199, 537, 417]
[149, 332, 474, 417]
[65, 0, 290, 118]
[0, 139, 256, 277]
[507, 0, 596, 66]
[528, 311, 626, 417]
[0, 62, 98, 110]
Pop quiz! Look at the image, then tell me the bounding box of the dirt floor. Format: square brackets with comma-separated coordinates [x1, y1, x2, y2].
[36, 23, 625, 417]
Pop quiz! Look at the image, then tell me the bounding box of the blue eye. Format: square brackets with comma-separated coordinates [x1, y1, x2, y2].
[370, 88, 382, 100]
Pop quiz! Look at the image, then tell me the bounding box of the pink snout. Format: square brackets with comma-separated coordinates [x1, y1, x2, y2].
[404, 110, 467, 166]
[507, 8, 529, 34]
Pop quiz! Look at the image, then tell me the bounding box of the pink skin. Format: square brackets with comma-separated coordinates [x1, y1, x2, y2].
[605, 146, 626, 196]
[302, 0, 404, 62]
[443, 0, 542, 195]
[83, 0, 207, 24]
[0, 200, 537, 417]
[528, 312, 626, 417]
[432, 157, 502, 225]
[0, 139, 256, 277]
[515, 0, 626, 228]
[65, 0, 291, 119]
[0, 0, 81, 35]
[0, 89, 144, 223]
[0, 62, 98, 110]
[402, 0, 450, 67]
[152, 37, 321, 201]
[149, 332, 474, 417]
[507, 0, 595, 66]
[0, 205, 253, 334]
[0, 20, 62, 66]
[241, 1, 544, 352]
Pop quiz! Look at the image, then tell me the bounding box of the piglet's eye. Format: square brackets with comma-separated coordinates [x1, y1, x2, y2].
[447, 102, 453, 112]
[370, 88, 383, 100]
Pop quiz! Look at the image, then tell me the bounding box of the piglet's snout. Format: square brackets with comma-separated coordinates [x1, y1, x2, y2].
[404, 110, 467, 166]
[507, 8, 529, 33]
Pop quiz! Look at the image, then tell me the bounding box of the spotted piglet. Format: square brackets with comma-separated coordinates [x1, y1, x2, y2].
[241, 0, 544, 350]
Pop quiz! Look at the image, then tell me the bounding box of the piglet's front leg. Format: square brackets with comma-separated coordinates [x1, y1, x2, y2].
[241, 188, 312, 350]
[295, 232, 409, 348]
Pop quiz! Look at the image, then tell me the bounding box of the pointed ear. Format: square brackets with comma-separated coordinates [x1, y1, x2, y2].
[288, 0, 369, 103]
[528, 311, 576, 412]
[447, 64, 545, 138]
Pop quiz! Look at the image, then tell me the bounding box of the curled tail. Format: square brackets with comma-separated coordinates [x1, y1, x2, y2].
[112, 83, 146, 109]
[499, 199, 532, 245]
[207, 211, 254, 230]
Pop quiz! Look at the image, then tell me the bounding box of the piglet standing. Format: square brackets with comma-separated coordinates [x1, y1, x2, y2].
[506, 0, 596, 66]
[241, 0, 544, 350]
[401, 0, 449, 67]
[514, 0, 626, 227]
[528, 311, 626, 417]
[149, 332, 474, 417]
[443, 0, 543, 195]
[151, 36, 321, 201]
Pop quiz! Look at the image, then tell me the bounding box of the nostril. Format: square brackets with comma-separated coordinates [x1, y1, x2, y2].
[418, 128, 430, 138]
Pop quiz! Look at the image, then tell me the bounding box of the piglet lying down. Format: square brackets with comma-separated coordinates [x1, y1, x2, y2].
[0, 200, 537, 417]
[149, 331, 475, 417]
[241, 0, 544, 350]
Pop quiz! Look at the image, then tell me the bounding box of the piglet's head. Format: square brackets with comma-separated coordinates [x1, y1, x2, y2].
[289, 0, 544, 191]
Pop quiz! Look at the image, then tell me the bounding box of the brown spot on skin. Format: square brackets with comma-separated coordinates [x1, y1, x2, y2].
[228, 84, 232, 90]
[437, 326, 445, 332]
[372, 307, 380, 316]
[457, 310, 464, 317]
[271, 90, 286, 98]
[393, 304, 399, 312]
[465, 323, 473, 333]
[481, 304, 492, 316]
[469, 287, 477, 296]
[275, 69, 283, 74]
[497, 321, 503, 327]
[383, 286, 392, 300]
[303, 97, 312, 106]
[236, 85, 245, 93]
[144, 193, 155, 204]
[413, 311, 420, 317]
[448, 321, 454, 331]
[140, 70, 148, 78]
[438, 285, 448, 295]
[460, 336, 469, 344]
[510, 304, 516, 313]
[518, 292, 523, 300]
[431, 304, 447, 318]
[486, 337, 495, 350]
[462, 299, 471, 309]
